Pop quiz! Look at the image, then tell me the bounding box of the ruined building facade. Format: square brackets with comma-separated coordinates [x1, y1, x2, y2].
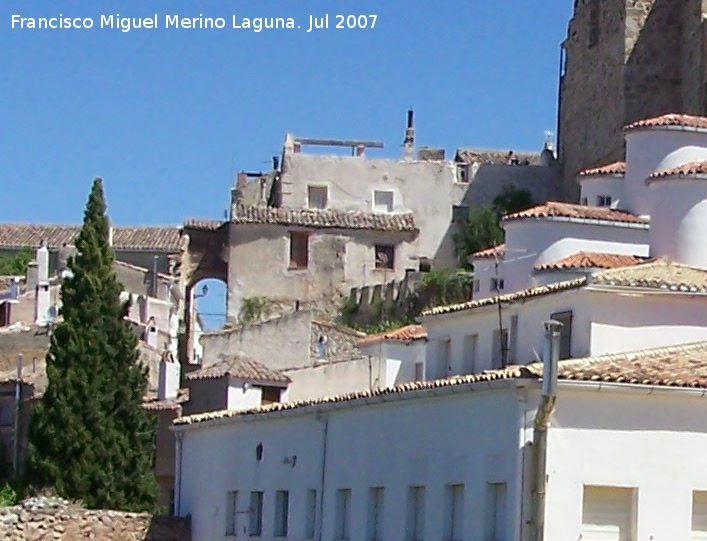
[558, 0, 707, 199]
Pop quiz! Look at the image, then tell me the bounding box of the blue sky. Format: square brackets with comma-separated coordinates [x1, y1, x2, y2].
[1, 0, 574, 327]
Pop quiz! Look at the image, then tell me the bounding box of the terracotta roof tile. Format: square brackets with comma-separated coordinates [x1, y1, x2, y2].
[625, 113, 707, 131]
[142, 388, 190, 411]
[454, 149, 541, 165]
[174, 341, 707, 426]
[472, 244, 506, 259]
[231, 205, 418, 233]
[578, 161, 626, 177]
[589, 259, 707, 293]
[648, 161, 707, 180]
[357, 324, 427, 347]
[502, 202, 648, 226]
[421, 278, 587, 317]
[183, 219, 227, 231]
[535, 252, 649, 272]
[185, 353, 290, 384]
[0, 224, 181, 252]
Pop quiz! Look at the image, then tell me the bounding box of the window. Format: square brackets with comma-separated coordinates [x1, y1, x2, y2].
[307, 185, 328, 209]
[445, 484, 464, 541]
[550, 310, 573, 360]
[274, 490, 289, 537]
[249, 491, 263, 537]
[492, 329, 509, 369]
[490, 277, 505, 292]
[452, 205, 470, 222]
[692, 491, 707, 539]
[456, 164, 469, 183]
[581, 485, 636, 541]
[406, 486, 425, 541]
[367, 487, 384, 541]
[335, 489, 351, 540]
[261, 386, 282, 405]
[597, 194, 612, 207]
[226, 491, 238, 536]
[414, 362, 424, 382]
[588, 0, 600, 48]
[289, 232, 309, 269]
[463, 334, 478, 374]
[375, 245, 395, 270]
[437, 338, 451, 378]
[373, 190, 394, 213]
[484, 483, 507, 541]
[305, 490, 317, 539]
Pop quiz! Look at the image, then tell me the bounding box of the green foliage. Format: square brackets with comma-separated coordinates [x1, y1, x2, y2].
[25, 178, 158, 512]
[347, 318, 414, 336]
[0, 483, 18, 507]
[0, 249, 33, 276]
[239, 296, 272, 326]
[492, 187, 534, 216]
[420, 268, 474, 306]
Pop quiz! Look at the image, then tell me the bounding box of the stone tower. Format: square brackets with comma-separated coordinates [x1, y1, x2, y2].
[558, 0, 707, 200]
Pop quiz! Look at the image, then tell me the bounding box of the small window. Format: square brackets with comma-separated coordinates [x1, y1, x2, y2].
[226, 491, 238, 536]
[305, 489, 317, 539]
[274, 490, 289, 537]
[335, 489, 352, 540]
[597, 194, 612, 207]
[307, 185, 328, 209]
[452, 205, 470, 222]
[373, 191, 394, 213]
[261, 387, 282, 405]
[456, 164, 469, 183]
[445, 484, 464, 541]
[289, 232, 309, 269]
[490, 277, 505, 292]
[463, 334, 478, 374]
[249, 491, 264, 537]
[375, 245, 395, 270]
[406, 486, 425, 541]
[366, 487, 384, 541]
[588, 0, 600, 48]
[551, 311, 573, 360]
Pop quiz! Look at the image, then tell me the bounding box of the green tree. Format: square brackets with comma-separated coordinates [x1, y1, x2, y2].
[0, 249, 32, 275]
[453, 207, 505, 270]
[492, 187, 534, 216]
[25, 178, 157, 512]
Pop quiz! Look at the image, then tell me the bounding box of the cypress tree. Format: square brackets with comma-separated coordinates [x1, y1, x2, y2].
[26, 178, 158, 512]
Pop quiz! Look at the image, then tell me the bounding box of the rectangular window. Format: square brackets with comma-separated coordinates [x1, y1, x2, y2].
[551, 310, 573, 360]
[445, 484, 464, 541]
[492, 329, 509, 369]
[597, 194, 612, 207]
[452, 205, 470, 222]
[335, 489, 351, 540]
[226, 491, 238, 536]
[484, 483, 507, 541]
[375, 245, 395, 270]
[437, 338, 451, 378]
[462, 334, 478, 374]
[249, 491, 263, 537]
[274, 490, 289, 537]
[373, 190, 394, 213]
[405, 486, 425, 541]
[490, 277, 505, 292]
[456, 164, 469, 183]
[693, 491, 707, 539]
[588, 0, 600, 48]
[414, 362, 424, 382]
[289, 232, 309, 269]
[305, 489, 317, 539]
[581, 485, 636, 541]
[367, 487, 384, 541]
[307, 185, 328, 209]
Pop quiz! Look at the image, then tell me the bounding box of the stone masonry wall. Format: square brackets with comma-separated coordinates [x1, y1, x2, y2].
[0, 497, 190, 541]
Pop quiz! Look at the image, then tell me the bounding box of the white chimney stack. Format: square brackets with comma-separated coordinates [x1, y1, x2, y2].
[403, 109, 415, 161]
[36, 241, 49, 283]
[158, 356, 181, 401]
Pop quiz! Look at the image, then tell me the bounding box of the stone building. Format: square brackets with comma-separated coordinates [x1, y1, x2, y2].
[558, 0, 707, 199]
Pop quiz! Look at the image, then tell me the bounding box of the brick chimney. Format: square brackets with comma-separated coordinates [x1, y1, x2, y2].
[237, 171, 248, 189]
[403, 109, 415, 161]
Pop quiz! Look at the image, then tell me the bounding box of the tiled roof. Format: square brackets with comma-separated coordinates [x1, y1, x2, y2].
[0, 224, 181, 252]
[472, 244, 506, 259]
[185, 353, 291, 384]
[183, 218, 227, 231]
[625, 113, 707, 131]
[454, 148, 541, 165]
[421, 277, 587, 317]
[357, 324, 427, 347]
[312, 320, 366, 338]
[535, 252, 649, 272]
[648, 161, 707, 180]
[578, 161, 626, 177]
[142, 388, 190, 412]
[589, 259, 707, 293]
[502, 202, 648, 226]
[231, 205, 418, 233]
[174, 341, 707, 426]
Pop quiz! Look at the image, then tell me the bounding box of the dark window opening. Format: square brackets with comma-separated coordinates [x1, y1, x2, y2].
[551, 310, 573, 360]
[452, 205, 470, 222]
[375, 245, 395, 270]
[261, 386, 282, 405]
[289, 232, 309, 269]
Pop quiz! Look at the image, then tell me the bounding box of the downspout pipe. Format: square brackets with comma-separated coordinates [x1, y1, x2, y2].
[529, 320, 562, 541]
[316, 412, 329, 541]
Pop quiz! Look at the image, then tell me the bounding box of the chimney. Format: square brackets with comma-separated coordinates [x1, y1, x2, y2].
[25, 261, 38, 290]
[541, 320, 562, 397]
[34, 282, 50, 325]
[9, 278, 19, 301]
[36, 241, 49, 283]
[144, 316, 159, 349]
[237, 171, 248, 189]
[293, 141, 302, 154]
[158, 353, 181, 401]
[403, 109, 415, 161]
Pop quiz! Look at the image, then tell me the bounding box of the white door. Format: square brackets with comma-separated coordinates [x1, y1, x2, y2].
[581, 486, 635, 541]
